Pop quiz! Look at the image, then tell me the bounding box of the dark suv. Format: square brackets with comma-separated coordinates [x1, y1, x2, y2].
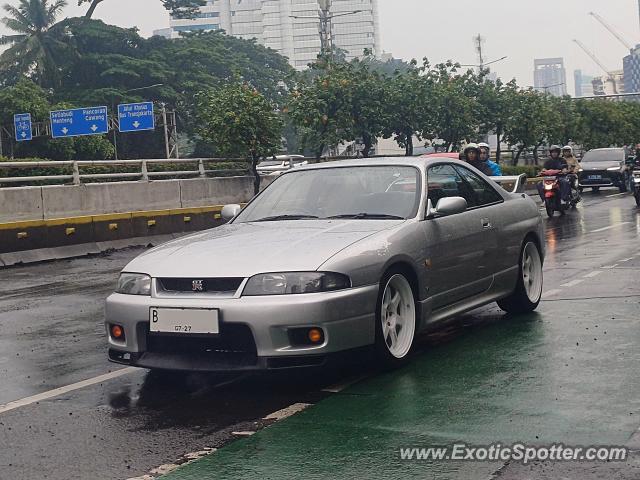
[578, 148, 630, 193]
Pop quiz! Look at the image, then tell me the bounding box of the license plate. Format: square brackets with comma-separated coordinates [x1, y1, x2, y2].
[588, 175, 602, 180]
[149, 307, 219, 334]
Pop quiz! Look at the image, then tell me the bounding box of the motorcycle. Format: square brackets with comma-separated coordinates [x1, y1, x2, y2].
[540, 169, 581, 218]
[633, 169, 640, 207]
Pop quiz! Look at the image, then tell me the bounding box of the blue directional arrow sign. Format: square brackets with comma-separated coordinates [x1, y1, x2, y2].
[118, 102, 155, 133]
[49, 106, 109, 138]
[14, 113, 33, 142]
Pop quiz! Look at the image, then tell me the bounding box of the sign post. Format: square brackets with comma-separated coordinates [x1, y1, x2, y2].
[14, 113, 33, 142]
[49, 106, 109, 138]
[117, 102, 155, 132]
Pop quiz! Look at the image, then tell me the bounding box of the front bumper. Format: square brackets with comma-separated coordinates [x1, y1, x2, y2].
[578, 170, 625, 188]
[105, 284, 379, 371]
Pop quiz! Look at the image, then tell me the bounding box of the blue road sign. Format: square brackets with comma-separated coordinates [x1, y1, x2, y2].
[118, 102, 155, 133]
[50, 106, 109, 138]
[14, 113, 33, 142]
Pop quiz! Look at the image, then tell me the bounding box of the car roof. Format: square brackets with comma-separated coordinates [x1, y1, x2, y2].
[586, 148, 624, 152]
[291, 156, 462, 172]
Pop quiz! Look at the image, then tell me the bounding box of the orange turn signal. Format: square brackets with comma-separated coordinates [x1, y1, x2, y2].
[308, 328, 323, 344]
[110, 324, 125, 340]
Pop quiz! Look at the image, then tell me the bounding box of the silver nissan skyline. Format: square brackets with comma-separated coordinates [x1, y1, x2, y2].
[105, 157, 544, 371]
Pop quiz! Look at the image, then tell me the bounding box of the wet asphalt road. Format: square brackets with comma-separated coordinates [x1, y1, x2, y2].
[0, 189, 639, 480]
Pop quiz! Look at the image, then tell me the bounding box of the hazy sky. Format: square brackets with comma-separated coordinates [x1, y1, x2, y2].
[3, 0, 639, 95]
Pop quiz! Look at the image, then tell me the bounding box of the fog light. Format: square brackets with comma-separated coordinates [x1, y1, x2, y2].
[308, 328, 323, 344]
[110, 324, 125, 340]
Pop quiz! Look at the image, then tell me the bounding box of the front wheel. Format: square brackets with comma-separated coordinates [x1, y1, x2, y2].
[545, 198, 555, 218]
[635, 190, 640, 207]
[620, 174, 628, 193]
[374, 271, 417, 369]
[497, 240, 543, 314]
[592, 187, 600, 193]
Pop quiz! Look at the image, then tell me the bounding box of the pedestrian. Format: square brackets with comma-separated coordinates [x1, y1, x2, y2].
[478, 143, 502, 176]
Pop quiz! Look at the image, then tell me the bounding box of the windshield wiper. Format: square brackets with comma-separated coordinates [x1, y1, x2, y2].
[252, 214, 319, 222]
[326, 213, 405, 220]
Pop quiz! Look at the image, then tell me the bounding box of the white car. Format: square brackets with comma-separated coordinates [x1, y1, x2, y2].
[257, 155, 307, 175]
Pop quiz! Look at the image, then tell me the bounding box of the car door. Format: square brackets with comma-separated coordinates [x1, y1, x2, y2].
[422, 163, 502, 309]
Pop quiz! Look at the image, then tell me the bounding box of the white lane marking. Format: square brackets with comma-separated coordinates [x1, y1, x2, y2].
[0, 367, 137, 415]
[231, 431, 256, 436]
[606, 193, 628, 198]
[543, 289, 562, 298]
[263, 402, 312, 421]
[591, 222, 632, 233]
[560, 279, 585, 288]
[602, 264, 619, 269]
[321, 374, 368, 393]
[620, 257, 634, 262]
[583, 271, 603, 278]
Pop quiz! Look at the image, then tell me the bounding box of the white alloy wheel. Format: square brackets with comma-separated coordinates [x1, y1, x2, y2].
[380, 274, 416, 359]
[522, 242, 543, 303]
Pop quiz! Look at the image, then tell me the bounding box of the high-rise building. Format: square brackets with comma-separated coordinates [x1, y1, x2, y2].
[533, 58, 568, 96]
[153, 0, 380, 70]
[574, 69, 594, 97]
[623, 45, 640, 94]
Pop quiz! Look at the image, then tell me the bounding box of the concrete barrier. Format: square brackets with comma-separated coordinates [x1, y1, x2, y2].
[0, 186, 44, 222]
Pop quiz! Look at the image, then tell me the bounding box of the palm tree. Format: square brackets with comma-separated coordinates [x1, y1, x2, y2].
[0, 0, 67, 86]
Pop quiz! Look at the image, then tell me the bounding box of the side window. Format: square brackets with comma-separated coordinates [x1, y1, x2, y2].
[426, 164, 477, 209]
[454, 165, 503, 206]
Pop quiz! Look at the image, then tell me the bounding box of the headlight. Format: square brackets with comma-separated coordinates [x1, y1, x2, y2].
[116, 273, 151, 296]
[242, 272, 351, 296]
[607, 167, 620, 171]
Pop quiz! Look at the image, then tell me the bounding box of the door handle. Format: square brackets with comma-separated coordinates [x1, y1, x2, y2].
[481, 218, 492, 229]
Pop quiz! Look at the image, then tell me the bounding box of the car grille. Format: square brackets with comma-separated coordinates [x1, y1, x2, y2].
[146, 324, 258, 366]
[158, 277, 244, 294]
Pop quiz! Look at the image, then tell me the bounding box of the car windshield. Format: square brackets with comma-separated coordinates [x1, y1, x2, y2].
[581, 150, 623, 162]
[234, 166, 421, 222]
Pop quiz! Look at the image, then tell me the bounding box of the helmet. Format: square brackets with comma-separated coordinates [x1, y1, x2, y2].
[464, 143, 480, 154]
[562, 145, 573, 153]
[478, 142, 490, 151]
[549, 145, 561, 153]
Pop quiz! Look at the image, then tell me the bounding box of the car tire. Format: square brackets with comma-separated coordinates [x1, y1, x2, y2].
[374, 269, 417, 369]
[497, 240, 543, 314]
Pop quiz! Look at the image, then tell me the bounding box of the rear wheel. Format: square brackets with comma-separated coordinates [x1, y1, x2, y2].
[635, 191, 640, 207]
[545, 199, 555, 218]
[620, 173, 628, 193]
[374, 270, 417, 369]
[497, 240, 543, 314]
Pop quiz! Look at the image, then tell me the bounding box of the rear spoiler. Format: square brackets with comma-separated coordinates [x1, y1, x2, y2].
[489, 174, 528, 194]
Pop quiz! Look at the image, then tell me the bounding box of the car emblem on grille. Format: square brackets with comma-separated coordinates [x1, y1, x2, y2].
[192, 280, 204, 292]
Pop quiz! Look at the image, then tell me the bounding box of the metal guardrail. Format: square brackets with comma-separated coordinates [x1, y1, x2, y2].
[0, 158, 248, 185]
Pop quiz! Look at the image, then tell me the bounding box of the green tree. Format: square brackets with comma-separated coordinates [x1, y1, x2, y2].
[0, 0, 67, 86]
[382, 61, 427, 156]
[194, 83, 283, 193]
[79, 0, 205, 19]
[476, 77, 519, 162]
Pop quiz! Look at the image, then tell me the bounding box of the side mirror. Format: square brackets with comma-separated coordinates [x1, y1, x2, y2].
[427, 196, 467, 218]
[221, 204, 242, 221]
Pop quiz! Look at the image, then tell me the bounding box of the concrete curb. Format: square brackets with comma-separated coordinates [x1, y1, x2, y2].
[0, 233, 183, 267]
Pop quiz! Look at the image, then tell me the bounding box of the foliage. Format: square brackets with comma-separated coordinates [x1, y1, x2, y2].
[194, 83, 283, 193]
[0, 0, 68, 87]
[78, 0, 205, 19]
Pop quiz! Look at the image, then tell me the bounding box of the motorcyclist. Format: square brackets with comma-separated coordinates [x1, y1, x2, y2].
[537, 145, 571, 204]
[562, 145, 581, 193]
[463, 143, 493, 176]
[478, 142, 502, 176]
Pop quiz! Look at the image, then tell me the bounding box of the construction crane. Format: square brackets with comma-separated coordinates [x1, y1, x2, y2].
[589, 12, 632, 50]
[573, 39, 611, 75]
[573, 39, 621, 94]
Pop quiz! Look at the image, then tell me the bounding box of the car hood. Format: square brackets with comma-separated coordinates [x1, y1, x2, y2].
[581, 161, 621, 170]
[124, 220, 402, 278]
